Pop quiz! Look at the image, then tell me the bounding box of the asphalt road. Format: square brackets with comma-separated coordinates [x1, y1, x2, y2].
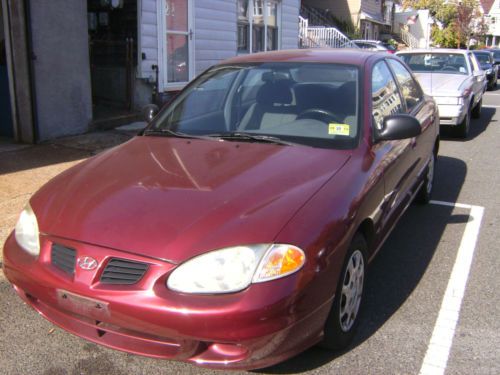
[0, 92, 499, 375]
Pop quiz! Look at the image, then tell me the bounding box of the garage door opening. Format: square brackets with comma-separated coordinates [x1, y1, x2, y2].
[88, 0, 139, 127]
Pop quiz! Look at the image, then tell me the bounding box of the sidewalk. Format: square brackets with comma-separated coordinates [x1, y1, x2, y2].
[0, 122, 146, 261]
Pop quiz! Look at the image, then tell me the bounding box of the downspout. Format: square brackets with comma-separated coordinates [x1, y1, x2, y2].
[24, 0, 38, 142]
[2, 0, 18, 140]
[3, 0, 37, 143]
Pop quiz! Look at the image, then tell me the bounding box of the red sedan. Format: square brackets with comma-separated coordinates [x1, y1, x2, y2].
[3, 49, 439, 370]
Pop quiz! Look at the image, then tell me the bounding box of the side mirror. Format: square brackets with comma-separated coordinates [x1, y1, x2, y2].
[375, 114, 421, 142]
[142, 104, 159, 123]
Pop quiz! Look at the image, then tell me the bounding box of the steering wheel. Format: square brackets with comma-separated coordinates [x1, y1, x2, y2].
[442, 65, 458, 72]
[297, 108, 343, 124]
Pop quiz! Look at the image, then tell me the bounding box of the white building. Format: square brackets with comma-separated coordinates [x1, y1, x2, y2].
[481, 0, 500, 46]
[393, 9, 431, 49]
[1, 0, 300, 143]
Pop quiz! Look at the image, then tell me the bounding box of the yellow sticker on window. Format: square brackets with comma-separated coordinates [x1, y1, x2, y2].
[328, 123, 350, 136]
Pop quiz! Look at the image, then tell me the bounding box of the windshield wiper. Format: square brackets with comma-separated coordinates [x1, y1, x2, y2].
[207, 132, 295, 146]
[143, 128, 216, 141]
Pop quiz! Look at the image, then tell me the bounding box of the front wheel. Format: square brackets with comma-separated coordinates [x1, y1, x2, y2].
[472, 98, 482, 119]
[320, 233, 367, 351]
[456, 110, 470, 138]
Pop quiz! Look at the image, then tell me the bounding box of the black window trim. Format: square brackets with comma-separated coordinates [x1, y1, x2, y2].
[369, 58, 404, 134]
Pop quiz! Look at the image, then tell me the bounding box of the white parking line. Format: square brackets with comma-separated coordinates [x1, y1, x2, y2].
[482, 105, 500, 108]
[419, 201, 485, 375]
[484, 92, 500, 96]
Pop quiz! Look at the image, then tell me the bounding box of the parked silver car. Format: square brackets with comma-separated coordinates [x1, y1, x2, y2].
[352, 40, 397, 54]
[396, 49, 486, 138]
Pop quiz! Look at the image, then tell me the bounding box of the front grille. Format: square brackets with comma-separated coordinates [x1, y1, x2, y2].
[51, 244, 76, 275]
[100, 258, 148, 285]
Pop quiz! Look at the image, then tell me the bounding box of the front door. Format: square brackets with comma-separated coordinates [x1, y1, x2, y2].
[160, 0, 193, 90]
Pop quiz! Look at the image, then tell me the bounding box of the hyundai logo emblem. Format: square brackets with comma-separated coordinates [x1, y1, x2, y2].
[78, 256, 98, 270]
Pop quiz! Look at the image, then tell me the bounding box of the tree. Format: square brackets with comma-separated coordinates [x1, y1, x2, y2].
[455, 0, 488, 48]
[403, 0, 486, 48]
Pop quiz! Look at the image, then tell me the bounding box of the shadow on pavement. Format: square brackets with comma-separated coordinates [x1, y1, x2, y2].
[259, 155, 467, 374]
[440, 106, 495, 141]
[0, 131, 135, 176]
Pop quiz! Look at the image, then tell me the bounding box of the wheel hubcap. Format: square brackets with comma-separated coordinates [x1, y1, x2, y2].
[339, 250, 364, 332]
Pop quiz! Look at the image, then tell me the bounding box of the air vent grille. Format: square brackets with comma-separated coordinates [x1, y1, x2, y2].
[51, 244, 76, 275]
[100, 258, 148, 285]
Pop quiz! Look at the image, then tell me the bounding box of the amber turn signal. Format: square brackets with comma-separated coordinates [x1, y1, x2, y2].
[253, 245, 305, 282]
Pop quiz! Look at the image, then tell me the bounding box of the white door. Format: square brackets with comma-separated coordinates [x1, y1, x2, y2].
[159, 0, 194, 90]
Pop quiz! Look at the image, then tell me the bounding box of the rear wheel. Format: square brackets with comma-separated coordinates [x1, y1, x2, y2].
[321, 233, 367, 351]
[456, 110, 470, 138]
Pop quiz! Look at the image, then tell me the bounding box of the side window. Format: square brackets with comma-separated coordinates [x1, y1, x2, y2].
[371, 61, 404, 130]
[387, 59, 423, 113]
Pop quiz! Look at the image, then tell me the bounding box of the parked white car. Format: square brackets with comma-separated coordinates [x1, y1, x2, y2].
[396, 49, 486, 138]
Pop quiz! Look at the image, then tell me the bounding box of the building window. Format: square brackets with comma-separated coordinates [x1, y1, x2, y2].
[238, 0, 280, 53]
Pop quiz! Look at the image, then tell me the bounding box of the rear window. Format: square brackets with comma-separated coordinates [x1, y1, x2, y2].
[383, 43, 396, 51]
[474, 53, 491, 64]
[398, 53, 469, 75]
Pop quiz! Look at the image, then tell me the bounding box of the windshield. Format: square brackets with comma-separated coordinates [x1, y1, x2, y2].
[474, 53, 491, 64]
[399, 53, 470, 75]
[148, 63, 360, 149]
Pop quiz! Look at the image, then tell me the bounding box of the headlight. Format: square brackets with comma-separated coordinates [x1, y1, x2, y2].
[167, 244, 305, 294]
[14, 203, 40, 256]
[434, 96, 463, 105]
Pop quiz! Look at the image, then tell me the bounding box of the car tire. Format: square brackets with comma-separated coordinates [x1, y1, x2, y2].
[456, 110, 470, 138]
[472, 98, 482, 119]
[415, 152, 435, 205]
[320, 233, 367, 351]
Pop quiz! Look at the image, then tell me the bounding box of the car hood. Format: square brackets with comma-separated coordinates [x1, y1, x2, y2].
[32, 136, 350, 263]
[413, 72, 469, 97]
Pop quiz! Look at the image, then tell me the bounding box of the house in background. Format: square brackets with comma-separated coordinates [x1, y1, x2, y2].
[302, 0, 396, 40]
[2, 0, 300, 143]
[392, 9, 431, 49]
[481, 0, 500, 46]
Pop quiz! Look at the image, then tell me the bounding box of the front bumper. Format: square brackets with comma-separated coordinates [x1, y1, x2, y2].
[2, 233, 330, 370]
[436, 103, 467, 126]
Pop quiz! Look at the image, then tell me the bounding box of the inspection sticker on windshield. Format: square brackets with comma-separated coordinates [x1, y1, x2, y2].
[329, 123, 350, 136]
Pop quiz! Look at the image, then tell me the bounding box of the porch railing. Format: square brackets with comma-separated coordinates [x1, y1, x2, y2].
[299, 17, 358, 49]
[401, 28, 419, 49]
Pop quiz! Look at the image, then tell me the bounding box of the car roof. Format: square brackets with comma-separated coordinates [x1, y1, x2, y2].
[352, 39, 382, 44]
[222, 48, 378, 66]
[397, 48, 470, 55]
[473, 50, 491, 55]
